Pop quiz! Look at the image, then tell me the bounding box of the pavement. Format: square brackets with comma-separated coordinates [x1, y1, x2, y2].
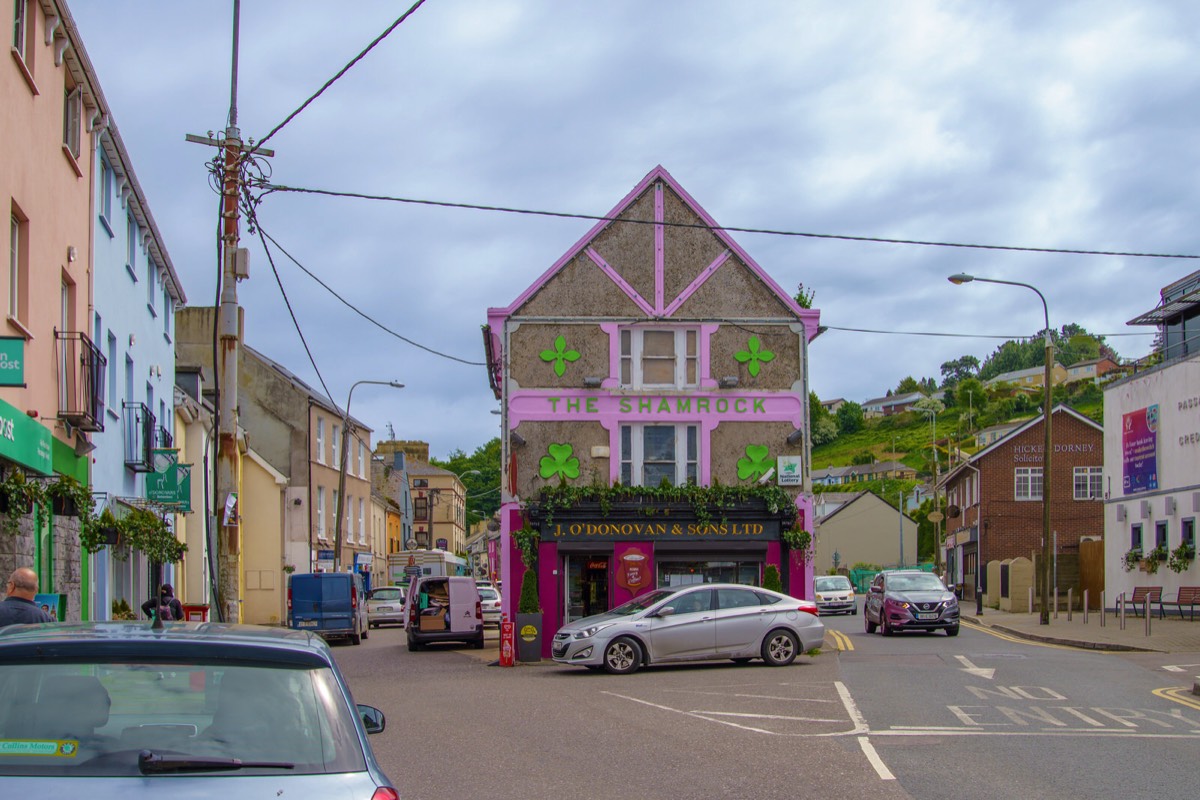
[961, 604, 1200, 653]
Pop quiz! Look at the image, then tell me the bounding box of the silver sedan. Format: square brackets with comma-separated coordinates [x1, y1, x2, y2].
[552, 583, 825, 674]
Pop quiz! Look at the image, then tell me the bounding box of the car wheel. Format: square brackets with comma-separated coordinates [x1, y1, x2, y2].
[881, 616, 893, 637]
[350, 630, 362, 646]
[852, 605, 858, 616]
[864, 612, 877, 634]
[602, 636, 642, 675]
[946, 625, 960, 637]
[761, 629, 799, 667]
[362, 625, 369, 640]
[407, 638, 422, 652]
[369, 622, 377, 629]
[474, 635, 485, 649]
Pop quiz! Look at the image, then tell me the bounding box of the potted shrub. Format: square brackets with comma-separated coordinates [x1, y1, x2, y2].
[80, 507, 121, 554]
[110, 598, 137, 621]
[1168, 542, 1196, 574]
[0, 469, 46, 534]
[763, 564, 783, 593]
[46, 473, 91, 518]
[512, 524, 543, 662]
[1121, 547, 1143, 573]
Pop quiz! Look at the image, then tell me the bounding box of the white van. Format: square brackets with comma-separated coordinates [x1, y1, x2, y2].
[404, 576, 484, 651]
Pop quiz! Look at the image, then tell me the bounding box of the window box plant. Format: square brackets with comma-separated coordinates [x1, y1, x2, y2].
[0, 469, 46, 534]
[1121, 547, 1143, 573]
[1142, 545, 1168, 574]
[120, 507, 187, 564]
[1167, 543, 1195, 574]
[781, 526, 814, 563]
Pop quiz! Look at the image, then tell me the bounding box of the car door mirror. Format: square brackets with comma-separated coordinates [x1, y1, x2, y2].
[358, 704, 386, 734]
[655, 606, 676, 617]
[870, 585, 882, 594]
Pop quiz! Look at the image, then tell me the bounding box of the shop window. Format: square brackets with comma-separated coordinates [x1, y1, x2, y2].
[620, 328, 697, 388]
[657, 560, 760, 588]
[620, 424, 697, 487]
[1014, 467, 1042, 501]
[1073, 466, 1102, 500]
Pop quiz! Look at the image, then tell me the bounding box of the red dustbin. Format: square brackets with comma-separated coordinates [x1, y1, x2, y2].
[181, 604, 209, 622]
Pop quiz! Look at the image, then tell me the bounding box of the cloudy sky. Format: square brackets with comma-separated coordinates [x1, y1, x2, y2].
[69, 1, 1199, 458]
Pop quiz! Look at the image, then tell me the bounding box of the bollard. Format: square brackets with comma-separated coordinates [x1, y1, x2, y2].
[1067, 588, 1073, 622]
[1145, 599, 1152, 637]
[1054, 587, 1059, 619]
[1120, 592, 1125, 630]
[1029, 587, 1034, 615]
[1083, 589, 1088, 625]
[1100, 591, 1105, 627]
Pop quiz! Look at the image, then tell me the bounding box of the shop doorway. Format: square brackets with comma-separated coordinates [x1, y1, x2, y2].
[564, 555, 610, 623]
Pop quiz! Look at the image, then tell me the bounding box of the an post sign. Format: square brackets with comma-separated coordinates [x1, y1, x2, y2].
[0, 337, 24, 386]
[0, 397, 52, 474]
[146, 449, 192, 511]
[1122, 405, 1159, 495]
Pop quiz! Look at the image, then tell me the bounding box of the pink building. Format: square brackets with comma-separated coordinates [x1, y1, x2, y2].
[484, 166, 820, 656]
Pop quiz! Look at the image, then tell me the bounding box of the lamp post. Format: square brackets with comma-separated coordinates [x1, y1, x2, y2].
[898, 488, 906, 567]
[949, 272, 1053, 625]
[334, 379, 404, 572]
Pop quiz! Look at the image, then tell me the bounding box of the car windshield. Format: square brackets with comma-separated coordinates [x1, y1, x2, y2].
[888, 573, 947, 592]
[0, 661, 366, 777]
[370, 588, 402, 602]
[814, 577, 852, 592]
[607, 589, 676, 616]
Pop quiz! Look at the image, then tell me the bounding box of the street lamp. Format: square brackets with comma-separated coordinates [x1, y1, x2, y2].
[949, 272, 1053, 625]
[334, 379, 404, 572]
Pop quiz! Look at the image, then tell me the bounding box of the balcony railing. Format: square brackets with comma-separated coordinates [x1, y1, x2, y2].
[156, 425, 173, 449]
[123, 402, 156, 472]
[56, 330, 107, 432]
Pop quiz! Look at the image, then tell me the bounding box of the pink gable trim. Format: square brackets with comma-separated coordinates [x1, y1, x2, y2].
[654, 181, 665, 314]
[586, 248, 655, 316]
[663, 250, 732, 317]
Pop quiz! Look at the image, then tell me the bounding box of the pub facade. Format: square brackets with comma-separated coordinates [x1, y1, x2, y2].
[483, 166, 820, 655]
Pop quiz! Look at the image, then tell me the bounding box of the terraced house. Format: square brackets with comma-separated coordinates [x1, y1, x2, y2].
[484, 166, 820, 657]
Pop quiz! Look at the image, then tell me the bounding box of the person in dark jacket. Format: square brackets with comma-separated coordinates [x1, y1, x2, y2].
[141, 583, 184, 621]
[0, 567, 54, 626]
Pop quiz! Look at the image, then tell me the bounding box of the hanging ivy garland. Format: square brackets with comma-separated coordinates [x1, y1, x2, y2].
[534, 481, 795, 529]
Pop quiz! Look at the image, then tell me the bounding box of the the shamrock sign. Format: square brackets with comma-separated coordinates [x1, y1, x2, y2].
[540, 335, 581, 377]
[733, 335, 775, 377]
[737, 444, 773, 481]
[539, 443, 580, 481]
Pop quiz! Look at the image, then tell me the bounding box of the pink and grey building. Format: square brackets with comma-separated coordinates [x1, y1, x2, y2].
[483, 166, 820, 655]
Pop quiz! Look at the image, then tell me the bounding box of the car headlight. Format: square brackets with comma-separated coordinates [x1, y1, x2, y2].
[815, 594, 827, 601]
[943, 595, 959, 607]
[573, 623, 616, 640]
[885, 599, 910, 610]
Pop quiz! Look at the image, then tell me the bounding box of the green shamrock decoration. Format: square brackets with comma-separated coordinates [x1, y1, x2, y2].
[539, 443, 580, 481]
[733, 335, 775, 377]
[540, 335, 581, 377]
[737, 444, 772, 481]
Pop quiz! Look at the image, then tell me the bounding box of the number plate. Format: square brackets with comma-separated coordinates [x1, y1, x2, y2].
[298, 620, 318, 627]
[376, 606, 392, 612]
[916, 612, 939, 620]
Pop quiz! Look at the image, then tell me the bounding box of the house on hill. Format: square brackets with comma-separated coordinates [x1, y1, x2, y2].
[984, 363, 1068, 390]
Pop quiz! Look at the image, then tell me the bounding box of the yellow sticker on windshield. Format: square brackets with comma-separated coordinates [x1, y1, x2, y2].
[0, 739, 80, 757]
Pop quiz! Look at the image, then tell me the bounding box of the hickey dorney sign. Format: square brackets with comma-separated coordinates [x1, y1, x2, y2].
[1011, 442, 1096, 464]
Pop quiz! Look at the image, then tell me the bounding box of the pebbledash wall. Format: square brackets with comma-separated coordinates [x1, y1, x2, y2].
[484, 166, 820, 656]
[1103, 351, 1200, 600]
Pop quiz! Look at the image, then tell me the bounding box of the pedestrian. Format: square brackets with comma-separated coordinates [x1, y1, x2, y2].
[0, 567, 55, 626]
[141, 583, 184, 622]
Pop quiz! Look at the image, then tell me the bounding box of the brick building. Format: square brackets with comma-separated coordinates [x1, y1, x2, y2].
[939, 405, 1103, 601]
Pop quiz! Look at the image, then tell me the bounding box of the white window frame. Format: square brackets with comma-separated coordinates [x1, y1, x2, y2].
[1073, 466, 1102, 501]
[1015, 467, 1043, 501]
[332, 424, 341, 469]
[316, 418, 325, 464]
[63, 85, 82, 159]
[12, 0, 27, 59]
[8, 214, 19, 320]
[358, 441, 366, 478]
[619, 423, 699, 487]
[100, 158, 113, 229]
[619, 327, 698, 389]
[358, 498, 365, 544]
[316, 487, 326, 540]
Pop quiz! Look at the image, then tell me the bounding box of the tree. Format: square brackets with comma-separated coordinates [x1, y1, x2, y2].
[896, 376, 922, 394]
[811, 415, 839, 446]
[940, 355, 980, 387]
[836, 401, 865, 434]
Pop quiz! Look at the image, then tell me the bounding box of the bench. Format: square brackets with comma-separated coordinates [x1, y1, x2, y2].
[1161, 586, 1200, 621]
[1118, 586, 1163, 619]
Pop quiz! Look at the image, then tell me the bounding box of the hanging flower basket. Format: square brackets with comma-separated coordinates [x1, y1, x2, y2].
[52, 495, 79, 517]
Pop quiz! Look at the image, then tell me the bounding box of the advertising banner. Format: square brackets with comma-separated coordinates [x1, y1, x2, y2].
[1122, 405, 1159, 495]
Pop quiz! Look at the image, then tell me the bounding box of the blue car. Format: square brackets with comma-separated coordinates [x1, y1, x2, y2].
[0, 622, 398, 798]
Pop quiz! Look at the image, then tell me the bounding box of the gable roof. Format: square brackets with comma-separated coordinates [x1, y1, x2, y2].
[819, 491, 915, 525]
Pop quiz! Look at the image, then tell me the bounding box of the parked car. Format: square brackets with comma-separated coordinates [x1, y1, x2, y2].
[404, 576, 484, 650]
[287, 572, 369, 645]
[477, 585, 502, 626]
[366, 586, 406, 628]
[863, 570, 960, 636]
[552, 583, 825, 675]
[814, 575, 857, 615]
[0, 622, 398, 797]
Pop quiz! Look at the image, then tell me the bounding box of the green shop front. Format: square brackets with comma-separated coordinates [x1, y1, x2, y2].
[525, 495, 805, 657]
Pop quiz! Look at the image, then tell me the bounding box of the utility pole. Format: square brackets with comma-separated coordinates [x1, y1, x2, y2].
[184, 1, 271, 622]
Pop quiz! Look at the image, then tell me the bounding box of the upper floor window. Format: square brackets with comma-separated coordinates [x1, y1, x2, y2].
[1183, 518, 1195, 548]
[1130, 523, 1143, 551]
[332, 424, 341, 469]
[1014, 467, 1042, 501]
[620, 328, 697, 388]
[316, 487, 326, 539]
[163, 290, 172, 336]
[63, 83, 82, 159]
[99, 157, 114, 229]
[1073, 467, 1102, 501]
[126, 212, 138, 273]
[315, 418, 325, 463]
[147, 259, 156, 308]
[12, 1, 30, 62]
[358, 441, 366, 477]
[1155, 521, 1168, 551]
[9, 211, 28, 323]
[620, 424, 697, 487]
[414, 496, 429, 521]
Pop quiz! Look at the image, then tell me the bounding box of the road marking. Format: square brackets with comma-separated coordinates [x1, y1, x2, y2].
[693, 711, 845, 722]
[967, 624, 1098, 651]
[875, 727, 1200, 739]
[1162, 663, 1200, 673]
[955, 655, 995, 680]
[835, 681, 870, 735]
[857, 736, 895, 780]
[828, 630, 854, 651]
[1154, 686, 1200, 712]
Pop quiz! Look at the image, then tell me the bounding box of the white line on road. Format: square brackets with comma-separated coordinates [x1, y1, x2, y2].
[857, 736, 895, 780]
[690, 711, 845, 722]
[955, 655, 995, 679]
[835, 681, 870, 735]
[874, 728, 1200, 738]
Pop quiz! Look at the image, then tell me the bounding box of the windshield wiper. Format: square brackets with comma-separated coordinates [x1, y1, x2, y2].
[138, 750, 295, 774]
